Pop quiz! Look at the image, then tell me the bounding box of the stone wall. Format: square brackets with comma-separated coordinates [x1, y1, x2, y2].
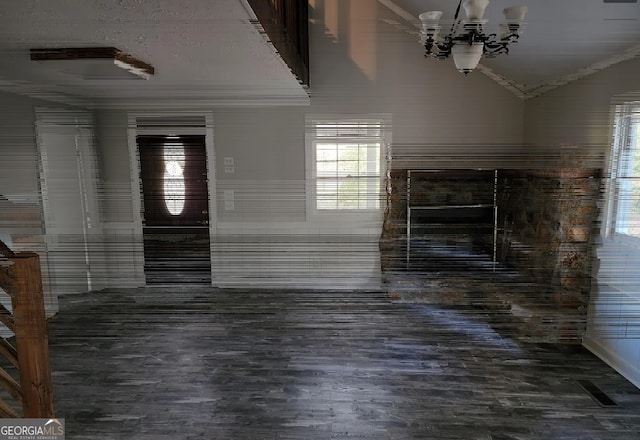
[497, 169, 602, 309]
[380, 169, 407, 273]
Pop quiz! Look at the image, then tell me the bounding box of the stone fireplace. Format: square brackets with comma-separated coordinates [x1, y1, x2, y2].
[381, 167, 602, 343]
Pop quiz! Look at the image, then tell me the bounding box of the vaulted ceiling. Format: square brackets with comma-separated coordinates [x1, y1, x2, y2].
[0, 0, 638, 106]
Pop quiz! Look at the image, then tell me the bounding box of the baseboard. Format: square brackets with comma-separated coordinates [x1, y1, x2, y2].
[211, 277, 381, 291]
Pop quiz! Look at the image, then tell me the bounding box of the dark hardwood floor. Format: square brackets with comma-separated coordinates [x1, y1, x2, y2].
[47, 282, 640, 439]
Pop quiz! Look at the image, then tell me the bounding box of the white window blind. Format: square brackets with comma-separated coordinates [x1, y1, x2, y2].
[608, 102, 640, 238]
[312, 120, 383, 210]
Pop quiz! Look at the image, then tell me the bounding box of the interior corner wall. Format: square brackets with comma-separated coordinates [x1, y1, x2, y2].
[524, 58, 640, 168]
[523, 57, 640, 388]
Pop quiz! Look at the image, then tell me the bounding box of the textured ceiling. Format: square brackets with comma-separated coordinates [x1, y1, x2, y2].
[0, 0, 309, 107]
[1, 0, 638, 105]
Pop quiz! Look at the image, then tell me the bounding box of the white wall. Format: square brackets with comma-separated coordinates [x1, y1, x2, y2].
[94, 110, 146, 287]
[524, 57, 640, 387]
[587, 241, 640, 388]
[94, 0, 526, 289]
[0, 90, 102, 314]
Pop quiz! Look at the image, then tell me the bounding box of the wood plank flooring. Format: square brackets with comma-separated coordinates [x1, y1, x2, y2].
[46, 286, 640, 439]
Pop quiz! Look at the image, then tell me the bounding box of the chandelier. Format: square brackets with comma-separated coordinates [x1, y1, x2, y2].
[419, 0, 528, 74]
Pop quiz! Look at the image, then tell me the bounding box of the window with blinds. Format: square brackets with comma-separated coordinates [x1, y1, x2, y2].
[608, 102, 640, 238]
[310, 120, 384, 211]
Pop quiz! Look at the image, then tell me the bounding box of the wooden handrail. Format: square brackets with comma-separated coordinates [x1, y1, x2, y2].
[0, 239, 54, 418]
[9, 252, 55, 418]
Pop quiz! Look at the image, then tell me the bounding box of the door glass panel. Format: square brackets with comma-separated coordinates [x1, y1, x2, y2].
[163, 142, 186, 216]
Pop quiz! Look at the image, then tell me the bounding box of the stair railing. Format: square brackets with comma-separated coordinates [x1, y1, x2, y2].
[0, 239, 54, 417]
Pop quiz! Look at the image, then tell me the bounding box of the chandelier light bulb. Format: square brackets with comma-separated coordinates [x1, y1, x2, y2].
[462, 0, 490, 21]
[419, 11, 443, 22]
[452, 42, 484, 74]
[503, 5, 528, 22]
[419, 11, 443, 42]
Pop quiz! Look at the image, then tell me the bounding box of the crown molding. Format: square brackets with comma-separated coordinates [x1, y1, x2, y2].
[474, 64, 528, 99]
[0, 79, 93, 108]
[0, 78, 310, 109]
[521, 43, 640, 99]
[87, 95, 311, 110]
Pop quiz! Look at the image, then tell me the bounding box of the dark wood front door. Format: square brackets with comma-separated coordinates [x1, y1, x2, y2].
[137, 135, 211, 284]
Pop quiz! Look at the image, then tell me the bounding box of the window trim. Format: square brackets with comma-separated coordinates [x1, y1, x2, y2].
[305, 115, 390, 216]
[605, 101, 640, 245]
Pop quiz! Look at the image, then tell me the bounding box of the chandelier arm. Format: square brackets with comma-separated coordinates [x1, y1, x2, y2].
[504, 33, 520, 43]
[423, 37, 451, 58]
[449, 18, 462, 39]
[483, 41, 509, 56]
[453, 0, 462, 20]
[483, 32, 520, 57]
[423, 37, 434, 56]
[424, 43, 436, 57]
[435, 40, 453, 58]
[494, 33, 520, 43]
[453, 31, 487, 45]
[448, 0, 464, 41]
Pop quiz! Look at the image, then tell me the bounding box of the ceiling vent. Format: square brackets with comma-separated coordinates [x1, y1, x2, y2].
[30, 47, 154, 80]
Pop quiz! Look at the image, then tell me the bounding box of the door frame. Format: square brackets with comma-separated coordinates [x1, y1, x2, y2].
[126, 112, 217, 285]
